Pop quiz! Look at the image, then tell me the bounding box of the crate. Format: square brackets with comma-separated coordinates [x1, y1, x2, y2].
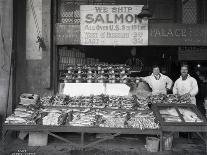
[163, 135, 173, 150]
[20, 94, 39, 105]
[145, 137, 160, 152]
[28, 132, 48, 146]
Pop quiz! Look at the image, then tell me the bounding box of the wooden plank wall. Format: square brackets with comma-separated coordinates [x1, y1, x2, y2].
[15, 0, 52, 105]
[0, 0, 13, 122]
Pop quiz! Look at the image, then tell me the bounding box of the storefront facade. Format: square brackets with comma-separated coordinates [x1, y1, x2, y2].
[11, 0, 207, 100]
[0, 0, 197, 124]
[1, 1, 207, 153]
[0, 0, 203, 123]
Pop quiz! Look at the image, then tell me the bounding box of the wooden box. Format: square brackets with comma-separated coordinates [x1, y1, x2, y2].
[152, 104, 207, 126]
[28, 132, 48, 146]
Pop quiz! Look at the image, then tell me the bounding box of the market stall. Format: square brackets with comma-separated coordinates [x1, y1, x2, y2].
[2, 64, 207, 153]
[2, 63, 163, 151]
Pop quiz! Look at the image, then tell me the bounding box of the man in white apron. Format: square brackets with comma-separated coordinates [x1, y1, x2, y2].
[141, 65, 173, 95]
[173, 64, 198, 105]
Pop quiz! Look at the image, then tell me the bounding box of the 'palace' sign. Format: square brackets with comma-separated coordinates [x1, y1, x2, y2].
[149, 23, 207, 45]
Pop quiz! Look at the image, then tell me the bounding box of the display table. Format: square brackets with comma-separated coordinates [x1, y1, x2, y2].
[152, 104, 207, 153]
[4, 83, 207, 153]
[3, 104, 207, 152]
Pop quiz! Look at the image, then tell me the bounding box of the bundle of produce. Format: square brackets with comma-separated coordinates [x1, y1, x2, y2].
[41, 95, 77, 107]
[179, 108, 203, 122]
[65, 96, 91, 108]
[20, 93, 39, 106]
[62, 96, 74, 106]
[40, 96, 54, 106]
[42, 109, 67, 126]
[99, 111, 127, 128]
[159, 108, 182, 122]
[5, 115, 36, 125]
[25, 102, 42, 110]
[163, 94, 180, 104]
[81, 96, 93, 108]
[100, 94, 109, 105]
[147, 94, 167, 104]
[41, 108, 67, 113]
[40, 94, 148, 110]
[65, 110, 74, 125]
[179, 94, 192, 104]
[80, 96, 92, 107]
[107, 96, 122, 109]
[120, 96, 135, 110]
[92, 95, 106, 108]
[127, 111, 159, 129]
[53, 95, 67, 106]
[14, 106, 36, 118]
[65, 96, 79, 107]
[5, 105, 39, 125]
[16, 104, 40, 112]
[133, 96, 149, 110]
[95, 109, 109, 116]
[69, 110, 97, 127]
[94, 114, 103, 127]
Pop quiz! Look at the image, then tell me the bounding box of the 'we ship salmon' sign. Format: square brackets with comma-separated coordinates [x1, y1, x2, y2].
[80, 5, 148, 46]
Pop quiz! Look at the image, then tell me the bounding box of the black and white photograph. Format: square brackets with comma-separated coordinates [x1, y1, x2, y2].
[0, 0, 207, 155]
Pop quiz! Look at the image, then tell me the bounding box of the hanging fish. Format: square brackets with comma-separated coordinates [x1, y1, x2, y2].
[36, 36, 46, 51]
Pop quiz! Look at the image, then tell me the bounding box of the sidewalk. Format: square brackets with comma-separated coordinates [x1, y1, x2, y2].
[1, 133, 206, 155]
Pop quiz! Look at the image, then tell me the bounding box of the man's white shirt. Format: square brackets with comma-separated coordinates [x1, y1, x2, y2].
[173, 74, 198, 104]
[143, 73, 173, 95]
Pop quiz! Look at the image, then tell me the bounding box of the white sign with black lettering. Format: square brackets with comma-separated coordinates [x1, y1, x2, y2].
[80, 5, 148, 46]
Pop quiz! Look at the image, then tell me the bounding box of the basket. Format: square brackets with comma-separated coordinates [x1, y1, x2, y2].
[145, 137, 160, 152]
[20, 93, 39, 106]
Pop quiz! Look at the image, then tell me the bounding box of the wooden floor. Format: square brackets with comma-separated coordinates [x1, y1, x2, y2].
[0, 133, 206, 155]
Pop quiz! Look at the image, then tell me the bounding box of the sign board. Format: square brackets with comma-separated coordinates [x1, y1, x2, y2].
[149, 23, 207, 46]
[60, 83, 130, 96]
[56, 24, 80, 45]
[62, 83, 105, 96]
[55, 23, 207, 46]
[106, 83, 130, 96]
[178, 47, 207, 60]
[80, 5, 148, 46]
